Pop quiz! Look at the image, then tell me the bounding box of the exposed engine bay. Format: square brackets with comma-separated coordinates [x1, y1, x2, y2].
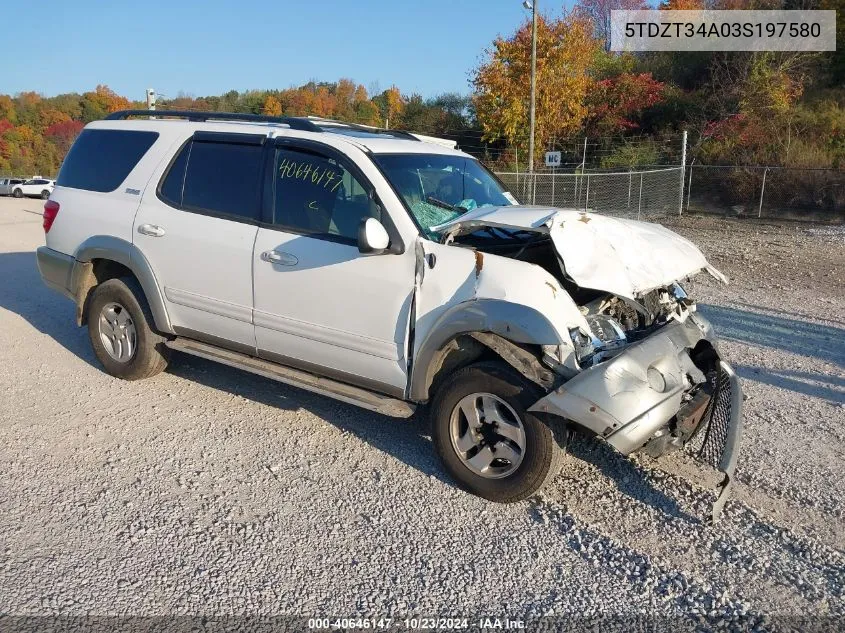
[574, 284, 694, 367]
[453, 229, 696, 368]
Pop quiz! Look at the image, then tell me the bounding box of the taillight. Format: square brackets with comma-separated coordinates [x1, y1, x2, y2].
[43, 200, 60, 233]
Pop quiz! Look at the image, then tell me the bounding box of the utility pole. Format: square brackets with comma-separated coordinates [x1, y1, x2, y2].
[145, 88, 156, 111]
[679, 130, 687, 215]
[527, 0, 538, 175]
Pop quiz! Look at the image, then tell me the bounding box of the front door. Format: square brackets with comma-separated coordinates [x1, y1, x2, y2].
[252, 141, 416, 396]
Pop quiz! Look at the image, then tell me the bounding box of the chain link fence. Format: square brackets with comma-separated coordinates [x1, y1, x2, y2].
[686, 165, 845, 219]
[493, 165, 844, 222]
[495, 167, 685, 219]
[483, 130, 844, 222]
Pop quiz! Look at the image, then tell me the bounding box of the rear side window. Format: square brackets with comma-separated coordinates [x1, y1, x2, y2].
[158, 142, 190, 207]
[57, 129, 158, 192]
[163, 140, 262, 222]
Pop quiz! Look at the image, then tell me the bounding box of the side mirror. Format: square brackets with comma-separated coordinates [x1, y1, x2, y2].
[358, 217, 390, 254]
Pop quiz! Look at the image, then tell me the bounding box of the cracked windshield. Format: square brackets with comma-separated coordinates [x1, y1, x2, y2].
[374, 154, 517, 237]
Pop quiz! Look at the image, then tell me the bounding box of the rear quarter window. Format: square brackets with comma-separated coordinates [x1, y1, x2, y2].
[56, 129, 159, 193]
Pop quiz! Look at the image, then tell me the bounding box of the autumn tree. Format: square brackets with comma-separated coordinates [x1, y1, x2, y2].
[0, 96, 16, 124]
[472, 13, 598, 163]
[262, 95, 282, 116]
[333, 79, 357, 120]
[696, 50, 817, 165]
[376, 86, 405, 128]
[351, 84, 381, 125]
[584, 72, 665, 136]
[86, 85, 131, 114]
[312, 85, 336, 117]
[39, 108, 72, 128]
[45, 120, 84, 155]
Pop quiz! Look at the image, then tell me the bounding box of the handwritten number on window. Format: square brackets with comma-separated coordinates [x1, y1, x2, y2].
[279, 158, 344, 193]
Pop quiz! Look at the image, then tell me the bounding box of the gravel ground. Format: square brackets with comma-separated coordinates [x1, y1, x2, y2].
[0, 198, 843, 631]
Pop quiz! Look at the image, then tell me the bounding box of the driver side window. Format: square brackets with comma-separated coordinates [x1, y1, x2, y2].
[272, 148, 380, 243]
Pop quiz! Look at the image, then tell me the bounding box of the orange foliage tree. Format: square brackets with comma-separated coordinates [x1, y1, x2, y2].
[262, 95, 283, 116]
[472, 13, 599, 163]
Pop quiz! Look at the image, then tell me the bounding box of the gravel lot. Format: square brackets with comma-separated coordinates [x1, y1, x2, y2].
[0, 197, 843, 631]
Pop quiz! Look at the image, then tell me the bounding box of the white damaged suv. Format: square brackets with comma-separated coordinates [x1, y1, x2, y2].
[37, 110, 742, 520]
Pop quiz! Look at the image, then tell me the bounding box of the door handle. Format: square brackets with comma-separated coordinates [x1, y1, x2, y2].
[138, 224, 166, 237]
[261, 250, 298, 266]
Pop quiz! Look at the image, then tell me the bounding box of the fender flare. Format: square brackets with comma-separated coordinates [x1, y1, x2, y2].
[408, 298, 564, 402]
[72, 235, 173, 334]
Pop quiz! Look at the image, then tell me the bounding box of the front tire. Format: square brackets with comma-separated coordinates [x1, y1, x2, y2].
[87, 278, 169, 380]
[12, 189, 22, 198]
[430, 361, 562, 503]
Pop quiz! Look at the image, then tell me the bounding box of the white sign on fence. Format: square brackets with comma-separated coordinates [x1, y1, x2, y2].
[545, 151, 562, 168]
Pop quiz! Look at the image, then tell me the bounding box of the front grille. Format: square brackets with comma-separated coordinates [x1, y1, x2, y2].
[684, 361, 743, 522]
[690, 367, 733, 470]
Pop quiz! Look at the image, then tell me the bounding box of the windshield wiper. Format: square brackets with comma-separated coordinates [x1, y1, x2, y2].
[426, 196, 465, 213]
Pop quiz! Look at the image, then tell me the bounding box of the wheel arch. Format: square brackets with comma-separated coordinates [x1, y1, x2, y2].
[408, 299, 563, 403]
[72, 236, 172, 333]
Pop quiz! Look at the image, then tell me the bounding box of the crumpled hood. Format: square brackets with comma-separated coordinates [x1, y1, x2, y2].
[431, 206, 727, 299]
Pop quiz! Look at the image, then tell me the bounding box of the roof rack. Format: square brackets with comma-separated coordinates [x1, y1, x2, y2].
[305, 116, 421, 142]
[105, 109, 324, 132]
[105, 110, 422, 141]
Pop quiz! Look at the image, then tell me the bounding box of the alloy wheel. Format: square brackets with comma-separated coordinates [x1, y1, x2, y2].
[449, 392, 527, 479]
[97, 302, 137, 363]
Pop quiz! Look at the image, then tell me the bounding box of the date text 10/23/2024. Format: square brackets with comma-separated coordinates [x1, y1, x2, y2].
[307, 617, 527, 630]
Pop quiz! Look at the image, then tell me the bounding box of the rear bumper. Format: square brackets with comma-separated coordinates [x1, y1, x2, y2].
[36, 246, 75, 301]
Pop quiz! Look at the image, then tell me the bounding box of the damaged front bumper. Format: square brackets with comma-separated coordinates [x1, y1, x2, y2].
[529, 314, 743, 522]
[693, 361, 743, 522]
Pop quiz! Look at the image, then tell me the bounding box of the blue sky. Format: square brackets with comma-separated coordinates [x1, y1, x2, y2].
[4, 0, 572, 100]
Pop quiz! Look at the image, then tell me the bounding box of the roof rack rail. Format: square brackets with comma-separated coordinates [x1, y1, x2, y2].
[104, 109, 324, 132]
[305, 116, 421, 142]
[105, 110, 424, 142]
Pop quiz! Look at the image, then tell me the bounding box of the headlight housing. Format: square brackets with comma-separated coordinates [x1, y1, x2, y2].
[586, 314, 628, 350]
[569, 327, 596, 363]
[570, 314, 628, 365]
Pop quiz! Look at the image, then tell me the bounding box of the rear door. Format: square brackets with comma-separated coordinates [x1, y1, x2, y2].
[133, 132, 266, 350]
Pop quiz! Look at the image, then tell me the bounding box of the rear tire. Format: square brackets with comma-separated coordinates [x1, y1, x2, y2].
[12, 189, 22, 198]
[430, 361, 562, 503]
[40, 190, 50, 199]
[87, 277, 169, 380]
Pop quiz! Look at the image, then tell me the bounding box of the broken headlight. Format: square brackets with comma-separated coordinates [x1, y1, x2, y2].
[587, 314, 628, 350]
[570, 314, 628, 365]
[569, 327, 596, 363]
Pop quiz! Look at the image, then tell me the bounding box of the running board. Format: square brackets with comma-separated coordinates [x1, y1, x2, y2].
[166, 338, 416, 418]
